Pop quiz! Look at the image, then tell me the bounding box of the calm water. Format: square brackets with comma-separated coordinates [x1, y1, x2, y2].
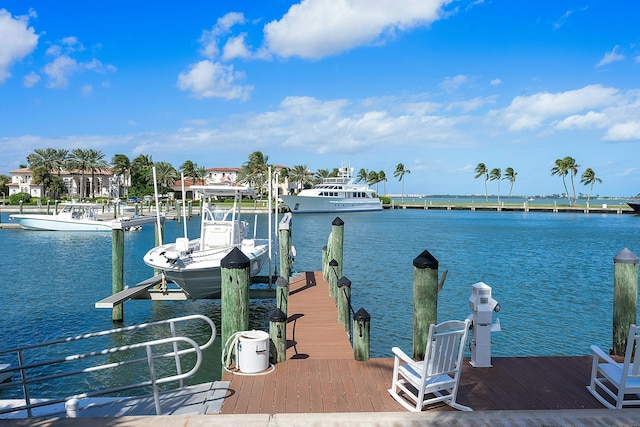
[1, 208, 639, 397]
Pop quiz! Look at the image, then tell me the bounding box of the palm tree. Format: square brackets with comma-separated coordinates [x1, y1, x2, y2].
[367, 170, 379, 193]
[240, 151, 270, 196]
[289, 165, 310, 192]
[180, 160, 197, 185]
[356, 168, 368, 184]
[489, 168, 502, 204]
[87, 149, 109, 198]
[393, 163, 411, 202]
[551, 158, 571, 205]
[564, 156, 580, 205]
[503, 167, 517, 203]
[378, 170, 387, 195]
[27, 147, 58, 172]
[131, 154, 154, 193]
[196, 166, 207, 185]
[314, 168, 330, 185]
[153, 161, 179, 192]
[580, 168, 602, 203]
[111, 154, 131, 198]
[474, 163, 489, 202]
[67, 148, 93, 199]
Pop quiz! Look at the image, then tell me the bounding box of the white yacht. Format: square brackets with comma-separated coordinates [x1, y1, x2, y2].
[143, 185, 270, 299]
[280, 166, 382, 214]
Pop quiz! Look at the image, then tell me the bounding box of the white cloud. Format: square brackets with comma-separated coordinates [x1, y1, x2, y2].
[440, 74, 468, 92]
[556, 111, 609, 130]
[81, 84, 93, 97]
[490, 78, 502, 86]
[446, 96, 496, 112]
[603, 121, 640, 141]
[597, 45, 625, 67]
[222, 34, 251, 60]
[44, 55, 78, 88]
[264, 0, 451, 59]
[177, 60, 252, 100]
[0, 8, 39, 84]
[495, 85, 620, 131]
[200, 12, 246, 59]
[23, 71, 40, 87]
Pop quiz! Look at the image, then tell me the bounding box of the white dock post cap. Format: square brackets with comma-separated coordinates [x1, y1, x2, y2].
[614, 248, 639, 264]
[65, 398, 79, 418]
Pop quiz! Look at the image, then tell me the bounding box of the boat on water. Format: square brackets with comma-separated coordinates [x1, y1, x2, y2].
[143, 184, 270, 299]
[280, 166, 383, 214]
[9, 203, 126, 231]
[627, 202, 640, 213]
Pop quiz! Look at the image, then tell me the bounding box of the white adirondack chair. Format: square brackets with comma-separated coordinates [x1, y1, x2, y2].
[587, 324, 640, 409]
[388, 319, 472, 412]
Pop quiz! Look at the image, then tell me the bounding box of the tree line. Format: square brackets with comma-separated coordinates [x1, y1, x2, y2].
[474, 157, 603, 204]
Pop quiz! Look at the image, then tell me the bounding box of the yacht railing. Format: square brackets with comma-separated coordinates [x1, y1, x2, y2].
[0, 314, 216, 417]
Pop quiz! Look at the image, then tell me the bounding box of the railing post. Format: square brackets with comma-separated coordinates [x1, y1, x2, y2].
[221, 248, 250, 347]
[269, 308, 287, 363]
[613, 248, 639, 356]
[322, 245, 328, 280]
[337, 276, 351, 332]
[353, 308, 371, 361]
[413, 250, 439, 360]
[111, 223, 125, 322]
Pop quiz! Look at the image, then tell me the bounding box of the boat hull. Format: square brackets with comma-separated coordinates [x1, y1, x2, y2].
[143, 239, 270, 299]
[9, 214, 114, 231]
[628, 202, 640, 213]
[280, 195, 382, 214]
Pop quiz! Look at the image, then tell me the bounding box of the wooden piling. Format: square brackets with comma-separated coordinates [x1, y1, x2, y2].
[330, 217, 344, 280]
[275, 276, 289, 315]
[328, 259, 338, 301]
[278, 213, 293, 280]
[269, 308, 287, 364]
[337, 276, 351, 332]
[111, 224, 125, 322]
[221, 247, 251, 348]
[353, 307, 371, 361]
[613, 248, 639, 356]
[412, 250, 439, 360]
[322, 245, 328, 280]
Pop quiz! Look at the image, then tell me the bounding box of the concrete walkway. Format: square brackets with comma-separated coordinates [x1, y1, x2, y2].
[1, 409, 639, 426]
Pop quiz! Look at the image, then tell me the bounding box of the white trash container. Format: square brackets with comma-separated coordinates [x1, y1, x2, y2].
[236, 330, 270, 373]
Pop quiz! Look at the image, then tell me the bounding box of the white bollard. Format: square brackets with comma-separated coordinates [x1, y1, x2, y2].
[65, 398, 79, 418]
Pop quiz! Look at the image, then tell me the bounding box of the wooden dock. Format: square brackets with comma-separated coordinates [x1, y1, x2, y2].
[221, 271, 610, 414]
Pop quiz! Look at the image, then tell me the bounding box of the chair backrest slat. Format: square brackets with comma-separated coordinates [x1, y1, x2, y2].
[627, 325, 640, 377]
[423, 320, 469, 377]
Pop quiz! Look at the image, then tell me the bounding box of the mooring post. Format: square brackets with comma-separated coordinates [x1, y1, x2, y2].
[221, 247, 250, 348]
[55, 200, 59, 214]
[269, 308, 287, 364]
[413, 250, 439, 360]
[337, 276, 351, 332]
[330, 217, 344, 279]
[278, 212, 293, 280]
[111, 223, 125, 322]
[47, 200, 50, 215]
[328, 259, 339, 301]
[19, 200, 23, 214]
[353, 308, 371, 361]
[276, 276, 289, 315]
[188, 201, 192, 219]
[175, 201, 181, 223]
[613, 248, 639, 356]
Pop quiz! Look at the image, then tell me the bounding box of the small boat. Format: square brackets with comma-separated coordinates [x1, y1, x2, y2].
[627, 202, 640, 213]
[280, 165, 383, 214]
[9, 203, 118, 231]
[143, 184, 270, 299]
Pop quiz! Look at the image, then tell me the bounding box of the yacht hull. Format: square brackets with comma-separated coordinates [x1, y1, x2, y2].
[280, 195, 382, 214]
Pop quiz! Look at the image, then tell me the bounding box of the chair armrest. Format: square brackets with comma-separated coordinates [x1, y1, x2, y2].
[590, 345, 619, 366]
[391, 346, 414, 364]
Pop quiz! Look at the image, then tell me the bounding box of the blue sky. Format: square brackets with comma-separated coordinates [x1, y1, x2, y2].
[1, 0, 639, 197]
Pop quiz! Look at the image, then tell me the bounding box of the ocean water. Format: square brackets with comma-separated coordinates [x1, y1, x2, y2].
[1, 208, 639, 397]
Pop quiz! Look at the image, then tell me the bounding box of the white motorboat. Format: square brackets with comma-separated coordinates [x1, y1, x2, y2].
[10, 203, 119, 231]
[143, 184, 270, 299]
[280, 166, 382, 214]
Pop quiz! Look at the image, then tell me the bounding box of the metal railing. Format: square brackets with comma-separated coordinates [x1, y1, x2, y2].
[0, 314, 216, 417]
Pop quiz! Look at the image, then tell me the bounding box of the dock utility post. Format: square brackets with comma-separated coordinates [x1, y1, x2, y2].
[468, 282, 501, 367]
